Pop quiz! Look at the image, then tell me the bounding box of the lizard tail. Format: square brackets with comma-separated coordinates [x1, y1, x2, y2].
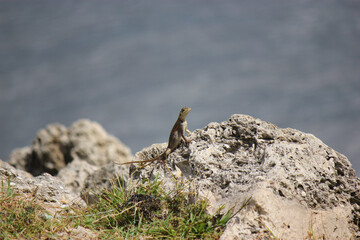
[115, 153, 164, 165]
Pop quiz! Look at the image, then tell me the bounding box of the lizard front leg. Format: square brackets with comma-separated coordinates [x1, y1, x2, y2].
[182, 129, 192, 145]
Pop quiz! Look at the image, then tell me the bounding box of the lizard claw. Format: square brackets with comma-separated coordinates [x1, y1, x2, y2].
[185, 139, 192, 146]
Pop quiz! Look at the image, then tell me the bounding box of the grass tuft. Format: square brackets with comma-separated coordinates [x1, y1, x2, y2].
[0, 177, 70, 239]
[74, 176, 231, 239]
[0, 175, 234, 239]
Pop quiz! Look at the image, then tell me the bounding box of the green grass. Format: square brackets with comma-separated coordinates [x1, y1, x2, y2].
[0, 177, 69, 239]
[74, 176, 231, 239]
[0, 175, 235, 239]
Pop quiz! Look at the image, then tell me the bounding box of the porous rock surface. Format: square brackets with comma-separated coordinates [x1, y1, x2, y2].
[9, 119, 131, 176]
[0, 159, 85, 211]
[131, 114, 360, 239]
[2, 119, 132, 239]
[0, 159, 98, 239]
[80, 162, 129, 204]
[8, 119, 132, 194]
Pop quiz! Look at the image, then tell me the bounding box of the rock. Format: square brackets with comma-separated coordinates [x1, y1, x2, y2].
[68, 119, 131, 166]
[9, 119, 132, 176]
[0, 158, 33, 180]
[128, 142, 180, 191]
[31, 123, 70, 175]
[7, 146, 32, 172]
[80, 162, 129, 204]
[8, 119, 132, 203]
[57, 159, 99, 195]
[56, 226, 98, 239]
[0, 159, 97, 238]
[0, 159, 86, 212]
[129, 114, 360, 239]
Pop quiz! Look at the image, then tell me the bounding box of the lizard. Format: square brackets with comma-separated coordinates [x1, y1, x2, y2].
[118, 107, 192, 166]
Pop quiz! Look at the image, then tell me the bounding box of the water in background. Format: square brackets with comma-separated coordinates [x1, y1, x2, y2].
[0, 1, 359, 174]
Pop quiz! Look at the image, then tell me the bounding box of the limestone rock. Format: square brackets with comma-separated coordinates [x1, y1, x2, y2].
[0, 158, 33, 180]
[7, 146, 32, 172]
[9, 119, 132, 176]
[130, 114, 360, 239]
[56, 226, 98, 239]
[77, 144, 157, 204]
[32, 123, 70, 175]
[80, 162, 129, 204]
[68, 119, 131, 166]
[57, 159, 99, 195]
[0, 159, 86, 212]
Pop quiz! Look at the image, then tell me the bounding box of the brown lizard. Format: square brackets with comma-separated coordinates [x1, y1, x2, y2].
[118, 107, 192, 166]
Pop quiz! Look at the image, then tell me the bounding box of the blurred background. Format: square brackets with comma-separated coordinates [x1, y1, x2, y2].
[0, 1, 359, 175]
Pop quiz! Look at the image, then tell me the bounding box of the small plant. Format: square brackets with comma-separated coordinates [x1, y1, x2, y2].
[0, 177, 73, 239]
[0, 175, 237, 239]
[73, 175, 233, 239]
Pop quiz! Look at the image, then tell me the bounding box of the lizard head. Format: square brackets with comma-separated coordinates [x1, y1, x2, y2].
[178, 107, 191, 121]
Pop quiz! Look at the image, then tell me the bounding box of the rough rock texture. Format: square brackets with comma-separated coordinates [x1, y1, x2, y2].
[79, 162, 129, 204]
[0, 159, 97, 239]
[130, 114, 360, 239]
[0, 159, 85, 212]
[57, 159, 99, 195]
[68, 120, 131, 166]
[9, 119, 131, 176]
[9, 123, 70, 176]
[8, 119, 132, 201]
